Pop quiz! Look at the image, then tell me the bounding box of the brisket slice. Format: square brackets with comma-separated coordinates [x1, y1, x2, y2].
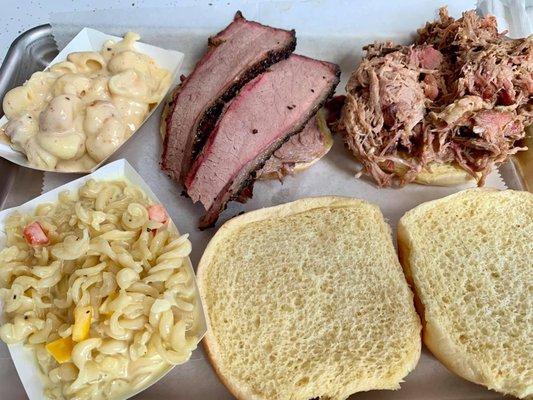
[185, 54, 340, 228]
[257, 115, 327, 178]
[161, 11, 296, 183]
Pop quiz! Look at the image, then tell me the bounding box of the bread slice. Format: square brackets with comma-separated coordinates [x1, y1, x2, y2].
[398, 189, 533, 398]
[197, 197, 421, 400]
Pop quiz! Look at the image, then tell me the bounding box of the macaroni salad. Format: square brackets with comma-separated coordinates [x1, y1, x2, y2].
[0, 180, 202, 399]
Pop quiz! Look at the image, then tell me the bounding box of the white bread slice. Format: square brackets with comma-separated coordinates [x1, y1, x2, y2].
[197, 197, 421, 400]
[397, 189, 533, 398]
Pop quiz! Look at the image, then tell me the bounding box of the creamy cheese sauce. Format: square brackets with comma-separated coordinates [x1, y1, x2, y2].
[1, 32, 170, 171]
[0, 179, 203, 400]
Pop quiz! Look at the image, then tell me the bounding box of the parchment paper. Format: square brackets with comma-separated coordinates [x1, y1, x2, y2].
[38, 1, 522, 399]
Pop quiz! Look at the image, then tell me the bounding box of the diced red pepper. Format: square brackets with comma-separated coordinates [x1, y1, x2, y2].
[148, 204, 168, 224]
[23, 222, 49, 246]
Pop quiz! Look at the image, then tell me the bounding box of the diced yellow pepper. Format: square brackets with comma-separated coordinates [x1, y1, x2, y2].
[72, 306, 93, 342]
[45, 336, 74, 364]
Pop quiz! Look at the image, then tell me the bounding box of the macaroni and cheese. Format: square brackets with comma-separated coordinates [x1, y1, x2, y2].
[0, 179, 202, 399]
[1, 33, 170, 171]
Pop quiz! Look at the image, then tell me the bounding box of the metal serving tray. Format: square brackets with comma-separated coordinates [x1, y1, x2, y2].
[0, 24, 530, 400]
[0, 25, 55, 211]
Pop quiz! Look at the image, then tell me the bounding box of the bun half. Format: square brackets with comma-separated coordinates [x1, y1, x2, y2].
[198, 197, 421, 400]
[398, 189, 533, 398]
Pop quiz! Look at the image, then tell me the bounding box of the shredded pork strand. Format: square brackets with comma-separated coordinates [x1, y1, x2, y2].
[339, 7, 532, 186]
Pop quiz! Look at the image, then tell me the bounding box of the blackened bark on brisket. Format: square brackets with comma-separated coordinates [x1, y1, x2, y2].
[184, 55, 340, 229]
[199, 76, 339, 229]
[161, 11, 296, 183]
[190, 44, 297, 161]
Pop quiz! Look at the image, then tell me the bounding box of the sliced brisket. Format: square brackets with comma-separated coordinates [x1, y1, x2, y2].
[161, 12, 296, 183]
[257, 115, 327, 178]
[185, 54, 340, 228]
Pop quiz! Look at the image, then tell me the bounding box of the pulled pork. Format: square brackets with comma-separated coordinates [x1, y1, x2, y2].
[339, 7, 532, 186]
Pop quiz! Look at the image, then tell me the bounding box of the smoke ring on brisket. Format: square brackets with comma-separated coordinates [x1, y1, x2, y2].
[185, 54, 341, 228]
[161, 11, 297, 183]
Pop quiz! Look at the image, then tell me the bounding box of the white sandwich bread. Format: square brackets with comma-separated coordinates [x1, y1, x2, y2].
[197, 197, 421, 400]
[398, 188, 533, 398]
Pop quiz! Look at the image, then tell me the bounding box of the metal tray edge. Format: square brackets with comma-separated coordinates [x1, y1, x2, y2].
[0, 24, 56, 210]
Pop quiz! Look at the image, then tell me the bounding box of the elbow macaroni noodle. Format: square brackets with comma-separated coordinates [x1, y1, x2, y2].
[0, 180, 202, 400]
[1, 32, 170, 171]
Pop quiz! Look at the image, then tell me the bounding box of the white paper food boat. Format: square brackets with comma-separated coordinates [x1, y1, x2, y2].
[0, 28, 184, 174]
[0, 159, 207, 400]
